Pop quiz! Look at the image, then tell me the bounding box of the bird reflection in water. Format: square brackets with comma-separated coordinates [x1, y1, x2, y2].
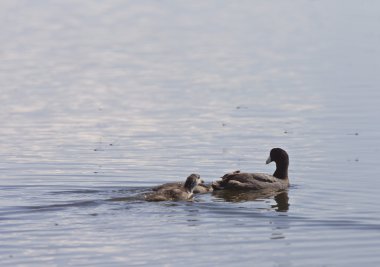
[272, 191, 289, 212]
[212, 189, 289, 212]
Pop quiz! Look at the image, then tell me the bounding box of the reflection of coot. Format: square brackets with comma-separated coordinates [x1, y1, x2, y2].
[273, 191, 289, 212]
[212, 148, 290, 191]
[213, 189, 289, 212]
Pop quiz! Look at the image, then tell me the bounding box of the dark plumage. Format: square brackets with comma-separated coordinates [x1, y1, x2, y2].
[212, 148, 290, 191]
[145, 174, 203, 201]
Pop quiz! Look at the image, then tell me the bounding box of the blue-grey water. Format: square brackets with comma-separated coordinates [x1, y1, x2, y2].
[1, 1, 380, 266]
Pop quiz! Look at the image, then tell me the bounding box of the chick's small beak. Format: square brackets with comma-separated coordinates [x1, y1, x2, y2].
[266, 155, 272, 164]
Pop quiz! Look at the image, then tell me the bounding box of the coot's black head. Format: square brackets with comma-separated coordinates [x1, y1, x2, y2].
[266, 148, 289, 165]
[265, 148, 289, 179]
[184, 174, 202, 193]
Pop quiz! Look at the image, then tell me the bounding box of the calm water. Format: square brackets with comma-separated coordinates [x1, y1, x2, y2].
[1, 1, 380, 266]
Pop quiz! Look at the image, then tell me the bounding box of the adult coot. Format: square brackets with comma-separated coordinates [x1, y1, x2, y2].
[212, 148, 289, 191]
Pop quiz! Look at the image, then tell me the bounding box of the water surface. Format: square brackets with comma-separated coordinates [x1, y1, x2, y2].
[1, 1, 380, 266]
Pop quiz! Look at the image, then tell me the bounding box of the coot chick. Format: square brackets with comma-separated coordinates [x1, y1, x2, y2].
[146, 174, 203, 201]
